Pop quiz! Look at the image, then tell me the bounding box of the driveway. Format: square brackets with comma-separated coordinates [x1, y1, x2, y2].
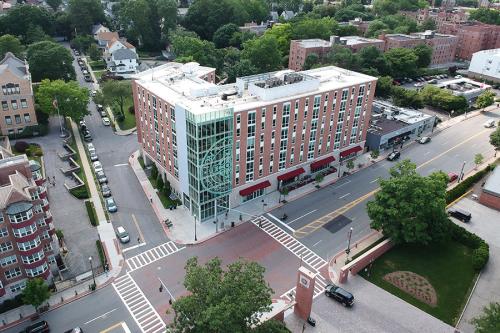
[450, 198, 500, 333]
[285, 276, 454, 333]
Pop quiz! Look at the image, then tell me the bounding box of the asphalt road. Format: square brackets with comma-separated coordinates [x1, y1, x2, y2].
[67, 45, 170, 257]
[2, 286, 141, 333]
[269, 110, 499, 260]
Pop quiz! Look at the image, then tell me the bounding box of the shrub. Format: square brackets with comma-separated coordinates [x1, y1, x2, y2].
[70, 186, 89, 199]
[472, 243, 489, 271]
[0, 294, 24, 314]
[115, 113, 125, 122]
[55, 229, 64, 240]
[157, 176, 164, 193]
[446, 164, 495, 204]
[95, 240, 107, 268]
[164, 180, 171, 196]
[85, 200, 98, 226]
[14, 141, 29, 153]
[151, 164, 158, 180]
[128, 105, 135, 114]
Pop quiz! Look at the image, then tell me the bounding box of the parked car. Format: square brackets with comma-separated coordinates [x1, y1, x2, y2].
[84, 75, 93, 82]
[448, 172, 458, 182]
[102, 117, 111, 126]
[101, 183, 111, 197]
[86, 142, 95, 152]
[100, 110, 107, 117]
[96, 104, 104, 112]
[89, 151, 98, 162]
[106, 197, 117, 213]
[90, 90, 96, 97]
[454, 75, 462, 79]
[74, 50, 79, 56]
[414, 82, 424, 87]
[64, 328, 82, 333]
[427, 79, 438, 84]
[387, 151, 401, 161]
[484, 119, 495, 128]
[96, 170, 107, 184]
[24, 320, 50, 333]
[116, 226, 130, 243]
[83, 130, 92, 142]
[418, 136, 431, 144]
[82, 69, 89, 75]
[447, 207, 471, 222]
[325, 284, 354, 307]
[93, 161, 103, 173]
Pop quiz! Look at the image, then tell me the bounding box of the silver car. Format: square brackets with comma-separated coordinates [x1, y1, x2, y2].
[106, 197, 117, 213]
[116, 226, 129, 243]
[96, 170, 107, 184]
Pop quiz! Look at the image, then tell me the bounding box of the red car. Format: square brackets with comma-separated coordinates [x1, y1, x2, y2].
[448, 172, 458, 182]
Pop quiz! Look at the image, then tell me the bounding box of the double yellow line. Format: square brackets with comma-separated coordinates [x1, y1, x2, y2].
[293, 129, 490, 239]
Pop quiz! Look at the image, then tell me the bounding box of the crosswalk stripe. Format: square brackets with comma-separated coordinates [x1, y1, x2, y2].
[126, 241, 185, 272]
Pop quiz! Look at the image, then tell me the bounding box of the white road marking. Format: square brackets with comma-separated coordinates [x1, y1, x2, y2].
[339, 193, 351, 199]
[84, 308, 117, 325]
[286, 210, 318, 225]
[424, 151, 431, 155]
[266, 213, 296, 232]
[126, 241, 184, 272]
[313, 240, 322, 247]
[114, 163, 128, 167]
[122, 243, 147, 253]
[370, 178, 379, 184]
[333, 179, 351, 189]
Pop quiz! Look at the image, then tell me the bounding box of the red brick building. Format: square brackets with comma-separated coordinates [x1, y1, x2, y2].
[479, 167, 500, 211]
[0, 138, 56, 300]
[438, 22, 500, 60]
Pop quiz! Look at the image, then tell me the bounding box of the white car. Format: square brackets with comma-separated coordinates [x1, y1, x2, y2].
[102, 117, 111, 126]
[93, 161, 103, 173]
[90, 90, 97, 97]
[454, 75, 462, 79]
[116, 226, 129, 243]
[414, 82, 424, 87]
[484, 119, 496, 128]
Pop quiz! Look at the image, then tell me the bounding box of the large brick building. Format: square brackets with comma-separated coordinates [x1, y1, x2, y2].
[0, 137, 56, 300]
[379, 31, 458, 65]
[133, 62, 376, 221]
[288, 35, 384, 71]
[0, 53, 38, 137]
[438, 22, 500, 60]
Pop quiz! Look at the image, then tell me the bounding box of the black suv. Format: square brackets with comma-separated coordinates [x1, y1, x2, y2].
[24, 320, 50, 333]
[325, 284, 354, 307]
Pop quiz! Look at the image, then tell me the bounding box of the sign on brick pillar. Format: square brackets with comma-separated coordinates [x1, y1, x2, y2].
[294, 266, 316, 320]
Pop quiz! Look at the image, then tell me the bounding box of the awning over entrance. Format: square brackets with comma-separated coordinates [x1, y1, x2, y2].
[277, 167, 305, 181]
[339, 145, 362, 158]
[310, 156, 335, 170]
[239, 180, 271, 196]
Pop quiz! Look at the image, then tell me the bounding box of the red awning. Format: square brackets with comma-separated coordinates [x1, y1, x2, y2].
[277, 167, 305, 181]
[339, 145, 362, 158]
[239, 180, 271, 196]
[310, 156, 336, 170]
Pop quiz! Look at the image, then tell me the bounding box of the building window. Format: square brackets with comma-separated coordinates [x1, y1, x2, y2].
[11, 100, 18, 110]
[0, 255, 17, 267]
[5, 267, 21, 280]
[5, 116, 12, 125]
[9, 209, 33, 223]
[26, 262, 48, 278]
[0, 227, 8, 238]
[17, 237, 41, 252]
[13, 224, 37, 238]
[2, 84, 20, 95]
[1, 101, 8, 111]
[20, 99, 28, 108]
[242, 188, 265, 202]
[0, 241, 13, 253]
[9, 281, 26, 293]
[15, 115, 21, 124]
[22, 251, 45, 265]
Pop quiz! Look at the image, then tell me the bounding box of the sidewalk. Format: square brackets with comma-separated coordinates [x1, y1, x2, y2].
[84, 57, 136, 136]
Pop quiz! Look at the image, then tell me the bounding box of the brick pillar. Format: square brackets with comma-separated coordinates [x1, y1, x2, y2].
[293, 266, 316, 320]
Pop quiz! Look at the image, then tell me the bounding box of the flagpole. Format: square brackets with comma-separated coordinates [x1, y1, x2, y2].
[53, 97, 65, 138]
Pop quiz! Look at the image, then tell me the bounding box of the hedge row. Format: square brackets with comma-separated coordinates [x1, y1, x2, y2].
[446, 164, 496, 204]
[85, 200, 98, 226]
[449, 222, 489, 271]
[70, 186, 89, 199]
[95, 240, 107, 268]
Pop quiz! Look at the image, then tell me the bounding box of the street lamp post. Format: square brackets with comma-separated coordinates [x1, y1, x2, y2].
[458, 161, 466, 183]
[194, 215, 197, 241]
[345, 227, 353, 264]
[88, 256, 96, 288]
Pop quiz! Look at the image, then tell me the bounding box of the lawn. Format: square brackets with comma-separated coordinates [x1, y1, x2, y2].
[88, 60, 106, 70]
[112, 98, 136, 130]
[360, 241, 477, 325]
[93, 70, 105, 81]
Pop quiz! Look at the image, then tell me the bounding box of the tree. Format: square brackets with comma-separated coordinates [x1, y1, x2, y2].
[366, 20, 389, 38]
[327, 45, 359, 71]
[119, 0, 155, 49]
[242, 35, 282, 73]
[101, 81, 132, 118]
[0, 5, 55, 43]
[88, 44, 101, 61]
[474, 153, 484, 169]
[419, 18, 436, 31]
[25, 25, 52, 44]
[470, 8, 500, 25]
[36, 79, 90, 120]
[476, 91, 496, 110]
[357, 46, 391, 76]
[156, 175, 164, 193]
[420, 85, 468, 113]
[156, 0, 178, 41]
[384, 48, 418, 78]
[169, 257, 274, 333]
[370, 149, 380, 160]
[413, 44, 433, 68]
[68, 0, 105, 35]
[27, 41, 76, 82]
[367, 160, 450, 245]
[291, 17, 338, 41]
[171, 34, 221, 70]
[0, 35, 24, 59]
[346, 160, 355, 171]
[375, 76, 394, 98]
[490, 127, 500, 155]
[22, 278, 51, 312]
[303, 53, 320, 70]
[315, 173, 324, 185]
[391, 86, 423, 108]
[471, 302, 500, 333]
[46, 0, 62, 11]
[213, 23, 241, 48]
[263, 23, 292, 56]
[70, 35, 95, 53]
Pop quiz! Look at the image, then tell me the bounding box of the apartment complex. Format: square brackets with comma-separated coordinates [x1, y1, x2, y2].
[289, 35, 384, 71]
[438, 22, 500, 60]
[379, 31, 458, 65]
[133, 63, 376, 222]
[468, 48, 500, 83]
[0, 53, 38, 137]
[0, 137, 56, 300]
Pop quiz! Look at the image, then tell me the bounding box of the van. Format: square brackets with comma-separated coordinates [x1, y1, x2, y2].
[24, 320, 50, 333]
[448, 208, 471, 222]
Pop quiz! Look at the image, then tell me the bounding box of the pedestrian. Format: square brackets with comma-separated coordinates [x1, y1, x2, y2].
[159, 284, 163, 292]
[258, 220, 262, 228]
[150, 197, 152, 203]
[169, 298, 172, 305]
[137, 237, 141, 243]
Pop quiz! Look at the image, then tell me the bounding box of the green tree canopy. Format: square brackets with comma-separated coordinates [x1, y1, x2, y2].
[303, 53, 320, 70]
[263, 23, 292, 56]
[391, 86, 423, 108]
[241, 35, 282, 73]
[327, 45, 359, 71]
[101, 81, 132, 117]
[384, 47, 418, 78]
[476, 91, 496, 109]
[22, 278, 52, 312]
[470, 8, 500, 25]
[213, 23, 241, 48]
[413, 44, 433, 68]
[223, 48, 258, 82]
[471, 302, 500, 333]
[0, 5, 55, 42]
[169, 257, 274, 333]
[419, 18, 436, 31]
[291, 17, 338, 40]
[420, 85, 468, 113]
[490, 126, 500, 152]
[373, 0, 427, 16]
[68, 0, 105, 35]
[0, 35, 24, 59]
[171, 34, 222, 70]
[88, 43, 101, 61]
[357, 46, 391, 76]
[27, 41, 75, 82]
[36, 79, 89, 120]
[366, 20, 389, 38]
[367, 160, 450, 245]
[375, 76, 394, 98]
[70, 35, 95, 52]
